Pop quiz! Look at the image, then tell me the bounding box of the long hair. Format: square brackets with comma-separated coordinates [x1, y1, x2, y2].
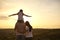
[25, 21, 32, 32]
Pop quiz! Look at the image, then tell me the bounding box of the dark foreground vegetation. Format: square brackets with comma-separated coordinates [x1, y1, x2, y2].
[0, 29, 60, 40]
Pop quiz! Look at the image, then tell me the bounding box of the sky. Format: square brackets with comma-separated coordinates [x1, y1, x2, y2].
[0, 0, 60, 29]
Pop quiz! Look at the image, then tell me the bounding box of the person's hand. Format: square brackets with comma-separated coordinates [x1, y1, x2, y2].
[29, 16, 32, 17]
[8, 15, 11, 17]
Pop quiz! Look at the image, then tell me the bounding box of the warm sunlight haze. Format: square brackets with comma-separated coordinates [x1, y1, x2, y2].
[0, 0, 60, 29]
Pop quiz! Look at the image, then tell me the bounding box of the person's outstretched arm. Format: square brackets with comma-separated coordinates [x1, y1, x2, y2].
[23, 13, 32, 17]
[8, 13, 18, 17]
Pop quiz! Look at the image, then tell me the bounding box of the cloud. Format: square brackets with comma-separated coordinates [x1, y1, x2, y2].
[0, 16, 8, 20]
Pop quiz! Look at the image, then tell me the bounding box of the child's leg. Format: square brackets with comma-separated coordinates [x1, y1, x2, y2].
[17, 20, 24, 23]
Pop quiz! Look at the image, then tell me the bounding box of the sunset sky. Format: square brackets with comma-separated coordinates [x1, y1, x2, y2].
[0, 0, 60, 29]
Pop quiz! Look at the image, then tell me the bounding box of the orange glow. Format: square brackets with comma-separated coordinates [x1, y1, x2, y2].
[0, 0, 60, 29]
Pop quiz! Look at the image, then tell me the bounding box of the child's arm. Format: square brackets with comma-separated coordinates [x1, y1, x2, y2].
[8, 13, 18, 17]
[23, 13, 32, 17]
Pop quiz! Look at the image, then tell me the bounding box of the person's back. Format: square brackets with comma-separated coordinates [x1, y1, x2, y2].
[14, 22, 26, 40]
[18, 12, 23, 21]
[15, 22, 26, 34]
[25, 26, 33, 38]
[25, 21, 33, 40]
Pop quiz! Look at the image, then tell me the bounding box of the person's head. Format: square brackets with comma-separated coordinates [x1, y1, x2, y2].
[19, 9, 23, 12]
[25, 21, 32, 31]
[25, 21, 30, 26]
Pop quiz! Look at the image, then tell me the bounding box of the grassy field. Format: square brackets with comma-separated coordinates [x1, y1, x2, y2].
[0, 29, 60, 40]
